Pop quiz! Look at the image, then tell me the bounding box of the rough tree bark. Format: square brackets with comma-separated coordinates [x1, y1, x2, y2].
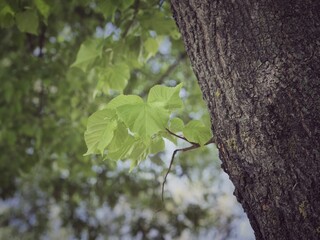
[170, 1, 320, 239]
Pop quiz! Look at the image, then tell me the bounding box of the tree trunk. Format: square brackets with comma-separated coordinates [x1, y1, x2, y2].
[170, 1, 320, 239]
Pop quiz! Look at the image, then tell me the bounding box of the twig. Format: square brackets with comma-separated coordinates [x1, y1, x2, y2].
[140, 52, 188, 96]
[204, 137, 215, 145]
[160, 134, 215, 202]
[161, 143, 200, 202]
[165, 128, 189, 142]
[38, 24, 47, 58]
[121, 0, 140, 38]
[154, 52, 187, 85]
[159, 0, 166, 7]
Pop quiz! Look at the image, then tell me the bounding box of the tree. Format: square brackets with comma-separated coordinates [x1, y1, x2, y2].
[170, 1, 320, 239]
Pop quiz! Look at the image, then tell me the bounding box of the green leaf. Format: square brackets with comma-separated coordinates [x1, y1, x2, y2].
[139, 11, 177, 35]
[33, 0, 50, 20]
[108, 129, 137, 160]
[84, 109, 117, 155]
[117, 103, 169, 140]
[98, 63, 130, 93]
[169, 117, 184, 133]
[107, 95, 143, 109]
[150, 136, 165, 154]
[108, 137, 136, 160]
[144, 38, 159, 59]
[97, 120, 117, 155]
[0, 4, 15, 28]
[159, 130, 177, 145]
[15, 9, 39, 34]
[129, 159, 138, 172]
[128, 139, 152, 172]
[95, 0, 135, 19]
[119, 0, 135, 11]
[96, 0, 117, 19]
[71, 39, 103, 72]
[147, 83, 183, 110]
[183, 120, 212, 145]
[129, 140, 149, 161]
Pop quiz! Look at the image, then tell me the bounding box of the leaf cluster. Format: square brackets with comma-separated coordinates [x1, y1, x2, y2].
[84, 83, 212, 171]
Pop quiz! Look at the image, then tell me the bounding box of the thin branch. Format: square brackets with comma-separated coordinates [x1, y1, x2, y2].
[154, 52, 187, 86]
[121, 0, 140, 38]
[37, 25, 47, 123]
[38, 24, 47, 58]
[166, 128, 202, 146]
[165, 128, 189, 142]
[204, 137, 215, 146]
[160, 134, 215, 202]
[140, 52, 188, 96]
[159, 0, 166, 8]
[161, 143, 200, 202]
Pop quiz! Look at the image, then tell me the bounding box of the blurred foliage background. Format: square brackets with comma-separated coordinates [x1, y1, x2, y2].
[0, 0, 253, 239]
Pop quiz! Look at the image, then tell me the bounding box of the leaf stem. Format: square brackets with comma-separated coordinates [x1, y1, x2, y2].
[165, 128, 188, 142]
[204, 137, 215, 145]
[165, 128, 198, 145]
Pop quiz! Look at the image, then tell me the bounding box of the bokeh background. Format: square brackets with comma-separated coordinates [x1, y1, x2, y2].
[0, 0, 254, 239]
